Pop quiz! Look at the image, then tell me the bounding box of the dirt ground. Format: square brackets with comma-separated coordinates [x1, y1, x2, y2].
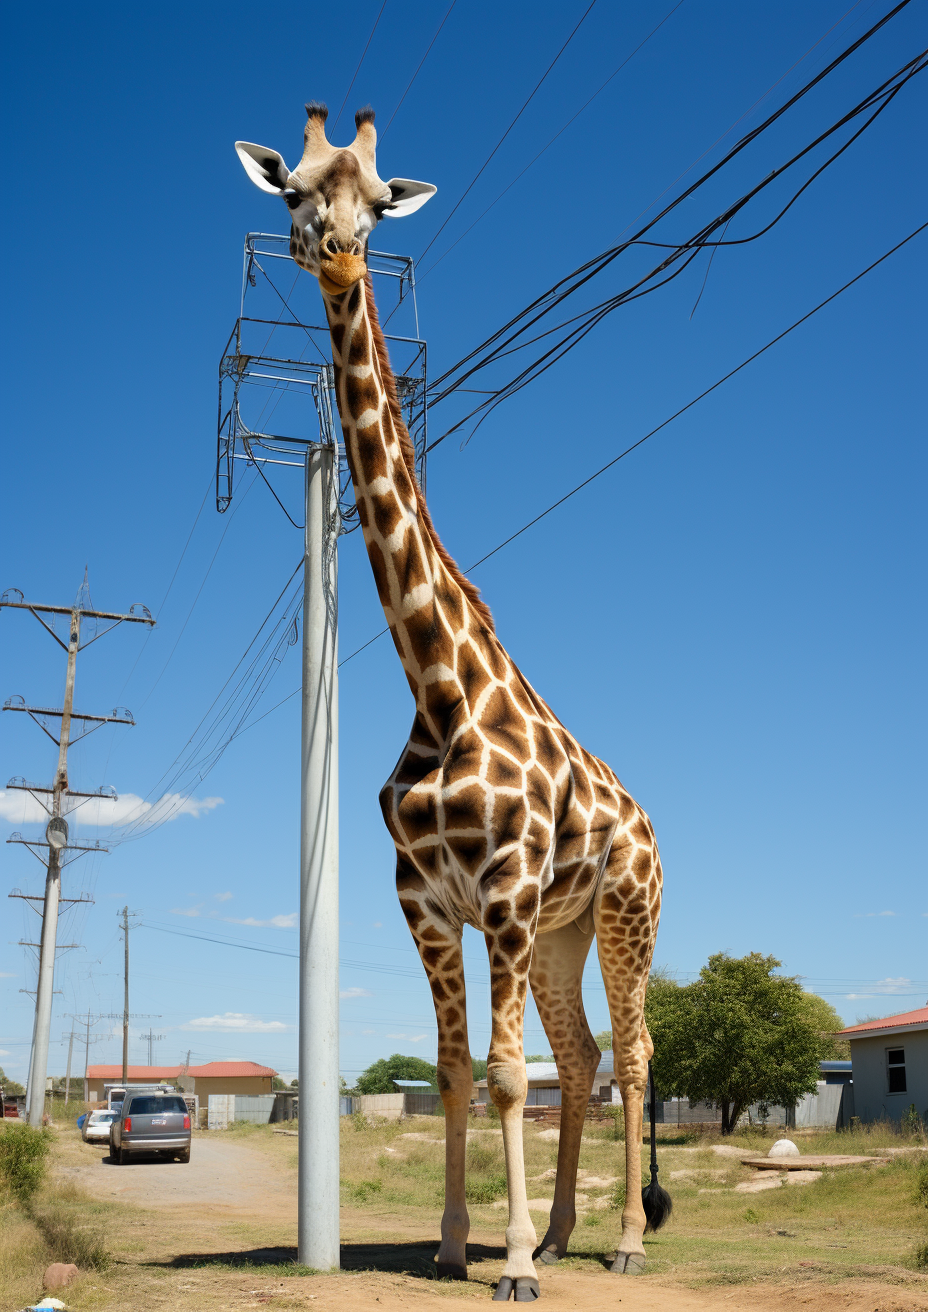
[46, 1129, 928, 1312]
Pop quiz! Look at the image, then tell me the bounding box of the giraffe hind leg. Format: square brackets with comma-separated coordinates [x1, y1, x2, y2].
[528, 920, 601, 1264]
[593, 839, 661, 1275]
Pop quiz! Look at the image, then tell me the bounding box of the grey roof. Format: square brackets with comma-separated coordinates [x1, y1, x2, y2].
[475, 1052, 615, 1088]
[393, 1079, 433, 1088]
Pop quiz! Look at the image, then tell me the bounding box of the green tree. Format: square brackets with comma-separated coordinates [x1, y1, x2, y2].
[647, 953, 826, 1134]
[354, 1053, 438, 1094]
[797, 992, 849, 1059]
[471, 1058, 488, 1080]
[593, 1032, 612, 1052]
[0, 1067, 26, 1097]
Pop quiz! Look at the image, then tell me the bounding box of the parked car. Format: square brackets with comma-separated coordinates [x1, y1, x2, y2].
[82, 1108, 119, 1143]
[109, 1091, 191, 1164]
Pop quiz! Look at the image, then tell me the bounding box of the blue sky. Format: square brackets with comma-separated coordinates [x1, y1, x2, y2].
[1, 0, 925, 1088]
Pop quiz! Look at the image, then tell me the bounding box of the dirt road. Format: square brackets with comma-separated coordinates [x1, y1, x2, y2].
[59, 1134, 296, 1215]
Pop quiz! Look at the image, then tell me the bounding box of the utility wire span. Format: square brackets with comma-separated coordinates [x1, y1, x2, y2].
[425, 45, 927, 449]
[463, 221, 928, 570]
[379, 0, 458, 141]
[424, 0, 916, 418]
[416, 0, 601, 266]
[420, 0, 690, 278]
[332, 0, 389, 134]
[244, 218, 926, 699]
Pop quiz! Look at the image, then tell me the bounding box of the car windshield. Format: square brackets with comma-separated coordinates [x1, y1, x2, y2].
[91, 1111, 116, 1122]
[126, 1096, 187, 1115]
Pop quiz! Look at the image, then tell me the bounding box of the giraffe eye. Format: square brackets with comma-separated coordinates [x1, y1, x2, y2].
[284, 190, 303, 211]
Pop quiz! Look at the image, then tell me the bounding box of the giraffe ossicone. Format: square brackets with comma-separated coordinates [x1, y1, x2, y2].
[236, 102, 669, 1297]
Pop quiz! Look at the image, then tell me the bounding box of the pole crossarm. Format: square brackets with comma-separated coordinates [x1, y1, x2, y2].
[7, 834, 109, 869]
[10, 889, 94, 906]
[0, 594, 155, 653]
[3, 697, 135, 746]
[6, 778, 118, 819]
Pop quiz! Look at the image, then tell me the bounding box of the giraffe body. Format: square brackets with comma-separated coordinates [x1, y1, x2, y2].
[237, 105, 665, 1296]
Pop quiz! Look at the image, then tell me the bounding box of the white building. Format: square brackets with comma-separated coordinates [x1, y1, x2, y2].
[837, 1005, 928, 1125]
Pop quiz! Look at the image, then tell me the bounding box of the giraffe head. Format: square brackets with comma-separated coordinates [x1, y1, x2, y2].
[235, 103, 436, 294]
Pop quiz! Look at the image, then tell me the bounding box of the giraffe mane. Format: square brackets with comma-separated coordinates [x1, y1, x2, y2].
[364, 273, 496, 633]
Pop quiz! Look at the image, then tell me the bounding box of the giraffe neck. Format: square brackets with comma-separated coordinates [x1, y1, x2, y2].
[321, 274, 494, 731]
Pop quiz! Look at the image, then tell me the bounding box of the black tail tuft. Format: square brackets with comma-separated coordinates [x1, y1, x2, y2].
[305, 101, 329, 121]
[354, 105, 376, 128]
[642, 1177, 673, 1232]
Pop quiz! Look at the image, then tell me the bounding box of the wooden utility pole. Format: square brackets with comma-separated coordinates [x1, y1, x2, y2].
[0, 579, 155, 1125]
[121, 907, 131, 1082]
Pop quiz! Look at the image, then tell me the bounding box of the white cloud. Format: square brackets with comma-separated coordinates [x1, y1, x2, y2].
[340, 987, 373, 1000]
[0, 1048, 10, 1057]
[0, 789, 223, 828]
[224, 913, 297, 930]
[0, 972, 16, 979]
[386, 1033, 429, 1044]
[181, 1013, 291, 1033]
[171, 905, 203, 918]
[854, 910, 897, 918]
[372, 922, 382, 929]
[214, 892, 233, 903]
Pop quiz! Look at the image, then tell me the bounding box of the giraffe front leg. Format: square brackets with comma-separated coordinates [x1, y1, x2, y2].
[400, 875, 472, 1280]
[484, 898, 541, 1302]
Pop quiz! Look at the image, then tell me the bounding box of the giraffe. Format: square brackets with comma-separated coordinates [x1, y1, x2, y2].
[236, 103, 669, 1301]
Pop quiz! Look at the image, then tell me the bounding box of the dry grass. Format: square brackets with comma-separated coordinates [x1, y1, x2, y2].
[2, 1112, 927, 1310]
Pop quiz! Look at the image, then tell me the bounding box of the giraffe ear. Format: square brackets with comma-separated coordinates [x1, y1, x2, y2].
[235, 141, 291, 195]
[382, 178, 437, 216]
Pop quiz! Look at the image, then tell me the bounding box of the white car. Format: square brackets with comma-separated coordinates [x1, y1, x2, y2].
[82, 1108, 119, 1142]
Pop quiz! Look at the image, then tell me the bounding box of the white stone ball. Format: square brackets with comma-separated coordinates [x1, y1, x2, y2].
[768, 1138, 800, 1158]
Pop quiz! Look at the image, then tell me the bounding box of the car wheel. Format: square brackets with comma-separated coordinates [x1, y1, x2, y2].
[117, 1145, 128, 1165]
[176, 1148, 190, 1163]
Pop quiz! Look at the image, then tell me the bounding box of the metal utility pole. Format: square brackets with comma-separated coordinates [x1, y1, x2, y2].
[1, 579, 155, 1127]
[63, 1028, 75, 1104]
[142, 1029, 164, 1066]
[216, 239, 427, 1271]
[299, 445, 340, 1271]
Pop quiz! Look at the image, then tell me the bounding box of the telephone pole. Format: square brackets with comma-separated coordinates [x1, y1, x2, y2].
[141, 1029, 165, 1066]
[62, 1027, 75, 1104]
[1, 576, 155, 1127]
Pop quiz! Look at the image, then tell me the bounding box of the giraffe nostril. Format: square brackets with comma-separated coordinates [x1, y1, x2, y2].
[323, 237, 339, 256]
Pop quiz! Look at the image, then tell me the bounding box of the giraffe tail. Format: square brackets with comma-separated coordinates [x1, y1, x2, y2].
[641, 1059, 673, 1232]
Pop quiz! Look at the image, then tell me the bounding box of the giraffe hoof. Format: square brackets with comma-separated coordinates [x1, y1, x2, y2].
[536, 1245, 560, 1265]
[436, 1262, 467, 1281]
[610, 1251, 646, 1275]
[493, 1276, 541, 1301]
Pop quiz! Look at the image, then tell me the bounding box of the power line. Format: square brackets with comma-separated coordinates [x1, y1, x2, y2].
[245, 219, 927, 691]
[424, 0, 916, 415]
[332, 0, 389, 134]
[379, 0, 458, 141]
[416, 0, 601, 265]
[426, 45, 927, 448]
[461, 221, 928, 570]
[420, 0, 689, 277]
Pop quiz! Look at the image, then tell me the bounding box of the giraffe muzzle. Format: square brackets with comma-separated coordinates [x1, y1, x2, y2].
[318, 247, 367, 294]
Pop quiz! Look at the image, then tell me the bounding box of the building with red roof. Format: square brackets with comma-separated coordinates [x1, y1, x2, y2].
[84, 1061, 277, 1104]
[837, 1005, 928, 1125]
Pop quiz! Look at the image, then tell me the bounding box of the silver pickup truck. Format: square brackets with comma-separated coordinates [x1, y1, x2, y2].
[109, 1091, 191, 1164]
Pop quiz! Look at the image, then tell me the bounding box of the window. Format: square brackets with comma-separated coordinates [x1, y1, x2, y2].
[126, 1096, 187, 1115]
[887, 1048, 906, 1094]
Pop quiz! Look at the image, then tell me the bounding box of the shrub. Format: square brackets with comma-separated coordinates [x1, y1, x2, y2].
[0, 1124, 49, 1200]
[902, 1104, 924, 1136]
[913, 1242, 928, 1272]
[30, 1203, 111, 1270]
[914, 1161, 928, 1209]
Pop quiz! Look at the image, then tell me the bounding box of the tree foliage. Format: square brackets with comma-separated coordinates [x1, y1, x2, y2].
[646, 953, 829, 1133]
[0, 1067, 25, 1096]
[593, 1032, 612, 1052]
[354, 1053, 438, 1095]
